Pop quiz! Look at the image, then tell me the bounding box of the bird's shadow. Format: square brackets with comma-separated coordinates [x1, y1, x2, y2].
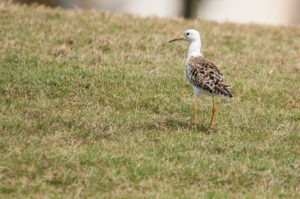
[165, 118, 215, 134]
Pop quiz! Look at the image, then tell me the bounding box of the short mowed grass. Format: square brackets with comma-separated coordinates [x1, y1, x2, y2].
[0, 2, 299, 198]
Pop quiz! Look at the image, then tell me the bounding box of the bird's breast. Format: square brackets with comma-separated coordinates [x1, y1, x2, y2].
[185, 64, 193, 84]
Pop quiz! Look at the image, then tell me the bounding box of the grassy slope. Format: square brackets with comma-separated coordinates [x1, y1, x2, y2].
[0, 2, 299, 198]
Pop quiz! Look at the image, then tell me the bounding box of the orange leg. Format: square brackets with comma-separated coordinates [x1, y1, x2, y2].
[209, 98, 216, 128]
[194, 98, 198, 130]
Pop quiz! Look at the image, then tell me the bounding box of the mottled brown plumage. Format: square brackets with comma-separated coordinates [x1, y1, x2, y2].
[186, 56, 233, 98]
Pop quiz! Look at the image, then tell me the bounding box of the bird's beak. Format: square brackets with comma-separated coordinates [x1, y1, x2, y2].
[169, 36, 183, 43]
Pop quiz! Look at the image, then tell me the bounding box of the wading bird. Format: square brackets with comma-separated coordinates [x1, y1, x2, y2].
[169, 29, 232, 129]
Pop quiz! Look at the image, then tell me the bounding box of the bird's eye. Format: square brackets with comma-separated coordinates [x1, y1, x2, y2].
[186, 32, 190, 36]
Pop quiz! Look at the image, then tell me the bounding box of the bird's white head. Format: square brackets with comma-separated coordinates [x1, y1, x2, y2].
[169, 29, 200, 43]
[169, 29, 202, 59]
[183, 29, 201, 42]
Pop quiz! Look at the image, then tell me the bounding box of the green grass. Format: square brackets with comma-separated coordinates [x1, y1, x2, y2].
[0, 2, 299, 198]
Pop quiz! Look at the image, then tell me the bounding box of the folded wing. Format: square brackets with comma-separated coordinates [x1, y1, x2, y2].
[187, 56, 233, 98]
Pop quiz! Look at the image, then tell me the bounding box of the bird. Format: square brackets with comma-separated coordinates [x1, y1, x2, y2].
[169, 29, 232, 129]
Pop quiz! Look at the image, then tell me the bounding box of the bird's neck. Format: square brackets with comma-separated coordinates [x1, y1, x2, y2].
[187, 40, 202, 60]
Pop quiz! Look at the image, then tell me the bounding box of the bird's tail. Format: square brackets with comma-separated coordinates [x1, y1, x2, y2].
[224, 87, 233, 98]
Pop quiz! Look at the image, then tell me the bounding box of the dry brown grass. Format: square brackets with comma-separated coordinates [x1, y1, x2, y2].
[0, 1, 299, 198]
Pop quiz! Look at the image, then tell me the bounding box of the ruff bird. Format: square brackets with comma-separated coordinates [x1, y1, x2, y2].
[169, 29, 233, 129]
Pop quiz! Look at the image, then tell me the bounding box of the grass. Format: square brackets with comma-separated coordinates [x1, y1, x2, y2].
[0, 2, 299, 198]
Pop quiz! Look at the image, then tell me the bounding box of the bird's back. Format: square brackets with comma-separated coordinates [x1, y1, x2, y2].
[186, 56, 232, 97]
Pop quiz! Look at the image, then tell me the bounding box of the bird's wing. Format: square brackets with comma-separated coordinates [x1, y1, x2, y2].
[187, 56, 232, 97]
